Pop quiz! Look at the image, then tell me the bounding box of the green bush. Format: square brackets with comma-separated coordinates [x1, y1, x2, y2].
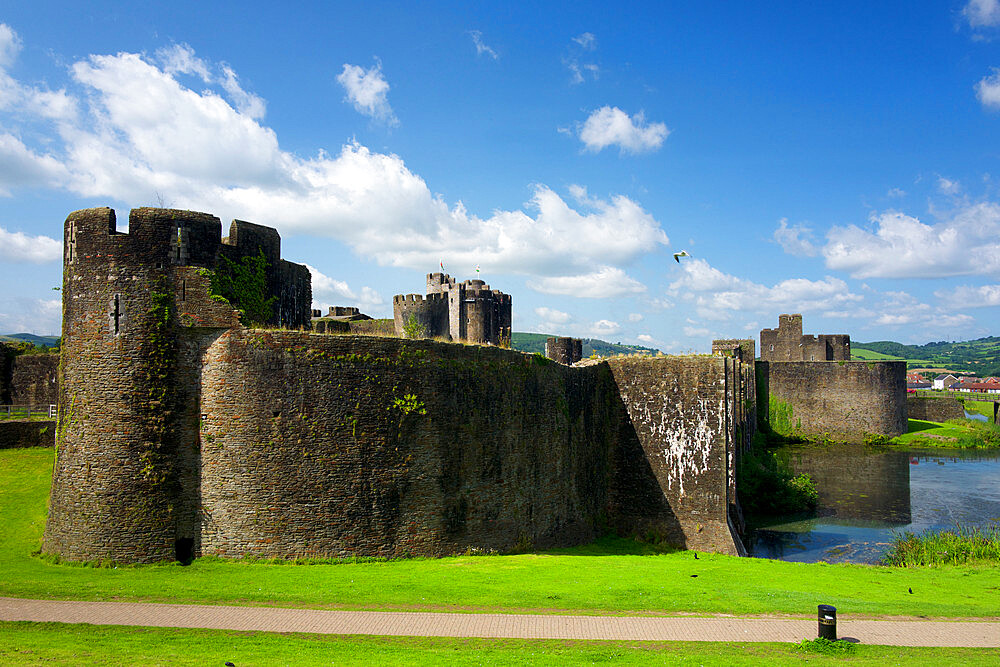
[864, 433, 892, 446]
[402, 314, 425, 339]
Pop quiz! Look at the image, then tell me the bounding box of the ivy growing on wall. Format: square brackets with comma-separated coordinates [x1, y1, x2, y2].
[208, 249, 276, 326]
[139, 288, 178, 487]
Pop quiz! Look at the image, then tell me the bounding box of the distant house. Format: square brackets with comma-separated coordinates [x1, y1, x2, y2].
[907, 381, 931, 390]
[955, 381, 1000, 394]
[933, 374, 959, 390]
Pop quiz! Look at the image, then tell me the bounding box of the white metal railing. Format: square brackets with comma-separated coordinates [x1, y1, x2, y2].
[1, 404, 57, 419]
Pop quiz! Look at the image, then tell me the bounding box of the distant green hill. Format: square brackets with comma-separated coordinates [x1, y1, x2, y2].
[511, 332, 659, 357]
[853, 336, 1000, 376]
[0, 333, 60, 348]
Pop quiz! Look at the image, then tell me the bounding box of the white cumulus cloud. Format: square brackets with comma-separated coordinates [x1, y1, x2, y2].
[937, 176, 961, 194]
[336, 60, 398, 126]
[535, 306, 571, 323]
[822, 204, 1000, 279]
[577, 106, 669, 154]
[976, 68, 1000, 109]
[935, 284, 1000, 308]
[773, 218, 818, 257]
[669, 258, 861, 321]
[964, 0, 1000, 27]
[0, 33, 670, 295]
[0, 297, 61, 334]
[590, 319, 621, 336]
[307, 264, 384, 314]
[0, 226, 61, 263]
[532, 266, 647, 299]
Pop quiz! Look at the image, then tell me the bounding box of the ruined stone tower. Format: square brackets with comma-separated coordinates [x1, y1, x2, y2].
[393, 273, 511, 345]
[43, 207, 310, 563]
[759, 314, 850, 362]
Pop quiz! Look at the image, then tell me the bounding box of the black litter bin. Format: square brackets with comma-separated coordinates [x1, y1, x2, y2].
[817, 604, 837, 640]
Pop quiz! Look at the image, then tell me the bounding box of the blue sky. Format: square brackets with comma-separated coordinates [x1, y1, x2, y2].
[2, 1, 1000, 350]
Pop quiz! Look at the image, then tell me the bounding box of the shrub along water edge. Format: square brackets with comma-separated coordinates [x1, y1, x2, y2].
[880, 523, 1000, 567]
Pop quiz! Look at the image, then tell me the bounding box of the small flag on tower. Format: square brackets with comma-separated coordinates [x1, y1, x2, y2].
[440, 260, 444, 271]
[475, 264, 480, 275]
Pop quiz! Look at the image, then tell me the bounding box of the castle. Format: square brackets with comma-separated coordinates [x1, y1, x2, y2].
[41, 207, 904, 565]
[393, 273, 511, 345]
[760, 314, 850, 361]
[43, 206, 754, 565]
[755, 315, 904, 442]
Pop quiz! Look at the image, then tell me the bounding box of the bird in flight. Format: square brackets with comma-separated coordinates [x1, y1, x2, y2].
[673, 250, 691, 263]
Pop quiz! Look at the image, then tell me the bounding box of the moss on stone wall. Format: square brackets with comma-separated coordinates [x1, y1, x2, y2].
[767, 396, 800, 437]
[138, 287, 179, 489]
[207, 249, 276, 326]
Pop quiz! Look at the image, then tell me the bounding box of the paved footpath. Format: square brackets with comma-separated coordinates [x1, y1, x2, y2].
[1, 598, 998, 647]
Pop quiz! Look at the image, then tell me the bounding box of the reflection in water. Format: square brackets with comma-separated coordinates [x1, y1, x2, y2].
[747, 445, 1000, 564]
[786, 447, 911, 524]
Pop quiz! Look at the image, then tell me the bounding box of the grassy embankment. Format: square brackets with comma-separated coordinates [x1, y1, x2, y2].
[891, 418, 1000, 449]
[1, 622, 997, 666]
[4, 447, 1000, 618]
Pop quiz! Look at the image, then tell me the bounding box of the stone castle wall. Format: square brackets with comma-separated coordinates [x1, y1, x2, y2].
[0, 420, 55, 449]
[7, 354, 59, 406]
[757, 361, 906, 442]
[195, 333, 622, 558]
[607, 356, 747, 554]
[47, 326, 749, 561]
[2, 345, 58, 405]
[906, 396, 966, 423]
[545, 337, 582, 365]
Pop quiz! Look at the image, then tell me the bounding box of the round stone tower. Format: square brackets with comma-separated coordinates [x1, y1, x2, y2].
[43, 207, 218, 563]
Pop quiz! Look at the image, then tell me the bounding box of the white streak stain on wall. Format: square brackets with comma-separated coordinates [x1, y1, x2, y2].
[619, 381, 723, 498]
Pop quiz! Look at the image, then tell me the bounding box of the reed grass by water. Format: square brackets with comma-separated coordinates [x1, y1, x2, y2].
[880, 524, 1000, 566]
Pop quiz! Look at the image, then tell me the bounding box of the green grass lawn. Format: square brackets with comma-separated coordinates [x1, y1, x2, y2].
[891, 418, 999, 449]
[2, 622, 998, 666]
[849, 348, 903, 361]
[892, 419, 973, 447]
[4, 447, 1000, 620]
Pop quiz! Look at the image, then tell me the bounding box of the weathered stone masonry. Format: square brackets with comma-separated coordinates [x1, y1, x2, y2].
[1, 349, 59, 406]
[757, 360, 907, 442]
[44, 207, 750, 563]
[906, 396, 965, 423]
[756, 316, 904, 442]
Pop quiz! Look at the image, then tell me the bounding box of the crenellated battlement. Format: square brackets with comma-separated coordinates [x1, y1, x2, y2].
[393, 292, 448, 304]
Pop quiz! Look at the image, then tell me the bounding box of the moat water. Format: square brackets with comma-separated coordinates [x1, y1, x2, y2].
[746, 443, 1000, 563]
